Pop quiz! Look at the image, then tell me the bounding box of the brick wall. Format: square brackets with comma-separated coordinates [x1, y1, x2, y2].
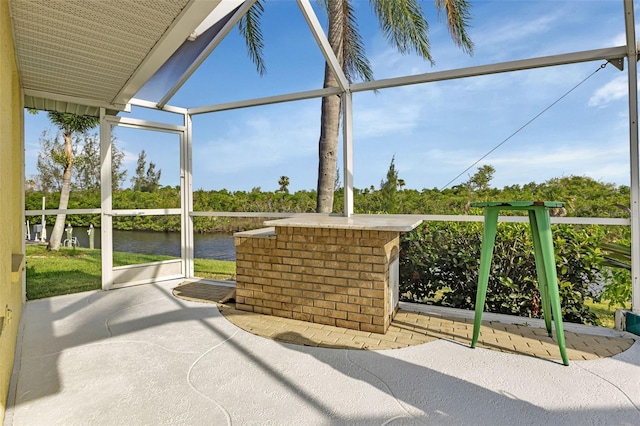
[235, 226, 400, 334]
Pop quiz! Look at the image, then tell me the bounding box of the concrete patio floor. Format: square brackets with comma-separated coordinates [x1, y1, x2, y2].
[5, 279, 640, 425]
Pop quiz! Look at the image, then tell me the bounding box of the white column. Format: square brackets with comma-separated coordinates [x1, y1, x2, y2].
[342, 91, 354, 217]
[182, 112, 194, 278]
[624, 0, 640, 313]
[100, 109, 113, 290]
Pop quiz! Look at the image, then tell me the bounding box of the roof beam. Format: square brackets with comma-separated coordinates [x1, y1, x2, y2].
[187, 46, 628, 116]
[188, 86, 342, 115]
[352, 46, 629, 93]
[296, 0, 349, 92]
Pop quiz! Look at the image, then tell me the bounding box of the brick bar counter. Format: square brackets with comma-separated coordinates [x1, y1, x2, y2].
[234, 215, 422, 334]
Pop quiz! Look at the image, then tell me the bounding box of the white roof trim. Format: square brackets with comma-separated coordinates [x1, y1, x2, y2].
[188, 0, 245, 41]
[112, 0, 224, 106]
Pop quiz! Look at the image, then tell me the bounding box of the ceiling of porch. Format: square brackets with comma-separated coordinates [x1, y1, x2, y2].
[9, 0, 238, 116]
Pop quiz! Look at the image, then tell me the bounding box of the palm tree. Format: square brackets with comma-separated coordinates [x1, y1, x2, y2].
[239, 0, 473, 212]
[278, 175, 290, 193]
[46, 112, 99, 250]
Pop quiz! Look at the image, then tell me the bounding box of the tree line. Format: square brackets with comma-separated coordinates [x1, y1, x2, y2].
[26, 158, 631, 233]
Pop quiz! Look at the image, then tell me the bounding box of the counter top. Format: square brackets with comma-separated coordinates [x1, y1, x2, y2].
[264, 214, 423, 232]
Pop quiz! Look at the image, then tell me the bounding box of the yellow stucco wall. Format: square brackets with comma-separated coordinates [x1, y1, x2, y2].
[0, 0, 25, 421]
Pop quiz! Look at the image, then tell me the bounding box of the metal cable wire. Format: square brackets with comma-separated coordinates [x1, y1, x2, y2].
[439, 62, 609, 190]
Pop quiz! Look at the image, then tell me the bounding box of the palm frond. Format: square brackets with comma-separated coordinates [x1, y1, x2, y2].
[47, 112, 98, 134]
[600, 241, 631, 271]
[435, 0, 474, 55]
[372, 0, 433, 64]
[238, 1, 266, 76]
[343, 0, 373, 82]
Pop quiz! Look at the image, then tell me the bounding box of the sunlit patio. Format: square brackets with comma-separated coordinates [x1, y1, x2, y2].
[5, 0, 640, 424]
[4, 279, 639, 425]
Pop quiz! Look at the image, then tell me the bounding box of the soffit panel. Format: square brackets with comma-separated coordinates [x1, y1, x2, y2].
[9, 0, 196, 112]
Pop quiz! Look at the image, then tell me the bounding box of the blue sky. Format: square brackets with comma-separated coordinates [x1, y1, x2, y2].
[25, 0, 636, 193]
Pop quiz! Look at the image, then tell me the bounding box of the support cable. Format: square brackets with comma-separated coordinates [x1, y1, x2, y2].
[440, 62, 609, 190]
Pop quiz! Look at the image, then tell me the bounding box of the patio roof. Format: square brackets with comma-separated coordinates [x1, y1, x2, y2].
[9, 0, 238, 116]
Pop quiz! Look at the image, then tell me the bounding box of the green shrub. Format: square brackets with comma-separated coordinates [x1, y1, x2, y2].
[399, 221, 602, 325]
[599, 233, 633, 307]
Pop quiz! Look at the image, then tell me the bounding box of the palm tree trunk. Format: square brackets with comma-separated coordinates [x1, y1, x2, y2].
[47, 132, 73, 250]
[316, 0, 344, 213]
[316, 71, 341, 213]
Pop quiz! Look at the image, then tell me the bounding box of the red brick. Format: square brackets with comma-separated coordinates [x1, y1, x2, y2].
[302, 290, 325, 300]
[313, 283, 336, 293]
[359, 272, 385, 282]
[336, 302, 360, 313]
[264, 271, 283, 280]
[361, 323, 385, 333]
[254, 277, 272, 286]
[325, 277, 348, 287]
[282, 288, 303, 297]
[348, 279, 373, 289]
[326, 310, 348, 320]
[283, 257, 303, 266]
[348, 295, 373, 306]
[271, 294, 292, 303]
[361, 306, 384, 316]
[264, 300, 283, 309]
[272, 309, 293, 319]
[281, 302, 303, 312]
[281, 272, 302, 282]
[303, 259, 324, 268]
[302, 306, 325, 316]
[324, 293, 348, 303]
[360, 289, 385, 299]
[257, 288, 280, 296]
[291, 297, 314, 306]
[245, 283, 263, 291]
[335, 286, 360, 296]
[314, 316, 336, 326]
[301, 274, 324, 284]
[292, 312, 312, 322]
[360, 255, 386, 264]
[351, 263, 373, 272]
[254, 306, 272, 315]
[348, 312, 373, 324]
[372, 316, 386, 326]
[336, 270, 359, 279]
[314, 299, 336, 309]
[272, 263, 292, 272]
[291, 281, 314, 290]
[313, 268, 336, 277]
[372, 299, 386, 308]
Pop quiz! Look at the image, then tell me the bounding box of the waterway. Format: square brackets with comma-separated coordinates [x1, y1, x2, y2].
[33, 227, 236, 261]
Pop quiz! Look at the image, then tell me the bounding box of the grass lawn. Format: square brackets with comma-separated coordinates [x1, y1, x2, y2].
[25, 245, 235, 300]
[585, 298, 629, 329]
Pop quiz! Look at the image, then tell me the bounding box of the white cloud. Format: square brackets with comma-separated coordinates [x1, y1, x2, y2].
[611, 32, 627, 47]
[192, 103, 319, 177]
[588, 75, 628, 107]
[477, 13, 561, 52]
[121, 150, 138, 166]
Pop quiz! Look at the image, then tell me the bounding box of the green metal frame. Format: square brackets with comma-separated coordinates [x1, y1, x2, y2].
[470, 201, 569, 366]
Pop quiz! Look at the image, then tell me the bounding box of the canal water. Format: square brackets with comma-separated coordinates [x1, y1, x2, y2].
[44, 227, 236, 261]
